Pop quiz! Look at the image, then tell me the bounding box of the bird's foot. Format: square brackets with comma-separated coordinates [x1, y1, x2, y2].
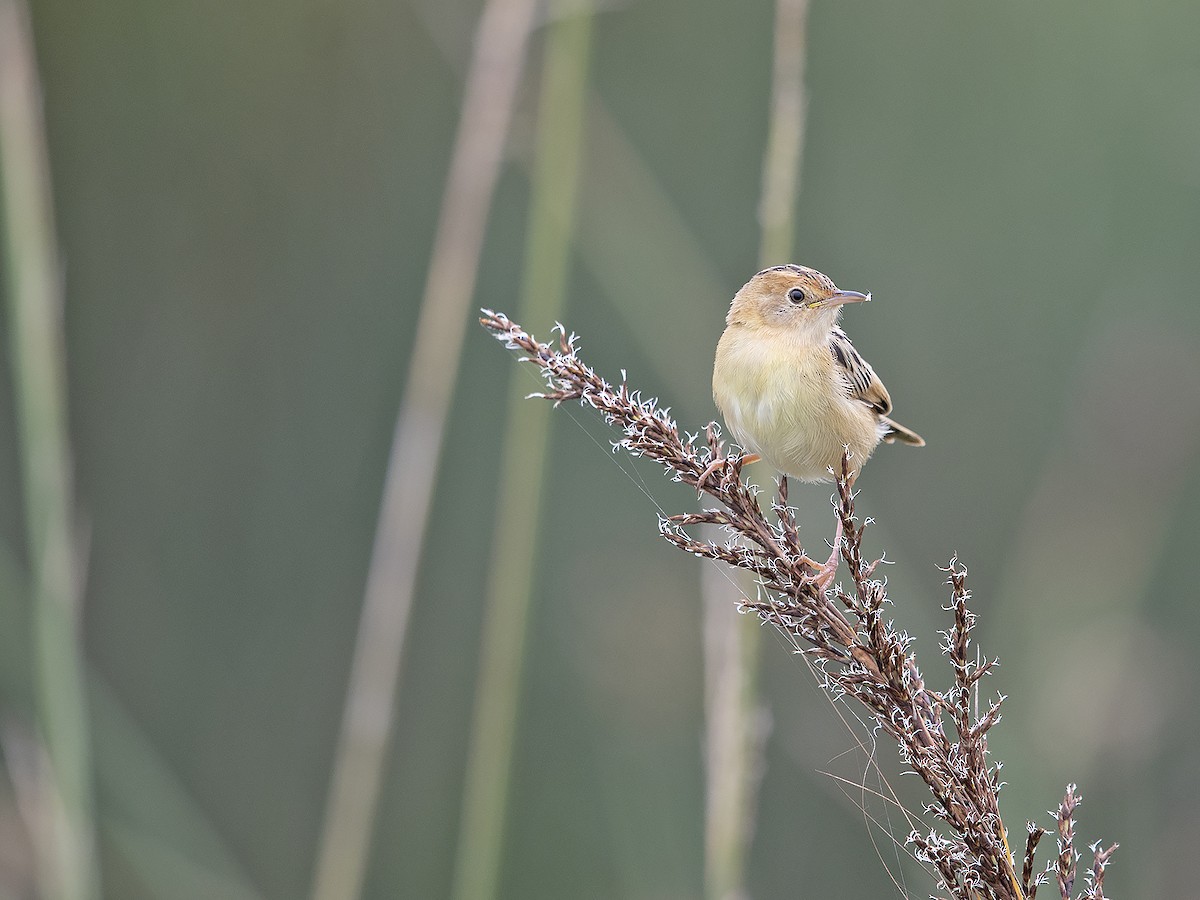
[694, 456, 724, 497]
[800, 515, 844, 590]
[694, 452, 760, 497]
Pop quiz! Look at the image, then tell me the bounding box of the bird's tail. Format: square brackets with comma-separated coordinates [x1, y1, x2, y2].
[880, 416, 925, 447]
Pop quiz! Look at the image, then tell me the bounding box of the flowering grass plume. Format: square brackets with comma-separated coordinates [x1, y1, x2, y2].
[480, 310, 1117, 900]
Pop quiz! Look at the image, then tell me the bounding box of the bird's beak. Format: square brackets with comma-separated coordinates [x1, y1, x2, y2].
[818, 290, 871, 308]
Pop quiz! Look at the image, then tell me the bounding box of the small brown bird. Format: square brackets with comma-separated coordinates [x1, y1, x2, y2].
[713, 264, 924, 580]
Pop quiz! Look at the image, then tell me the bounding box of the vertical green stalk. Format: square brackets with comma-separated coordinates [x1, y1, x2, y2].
[450, 7, 593, 900]
[0, 1, 97, 898]
[757, 0, 810, 269]
[703, 2, 809, 899]
[702, 559, 763, 900]
[308, 2, 539, 899]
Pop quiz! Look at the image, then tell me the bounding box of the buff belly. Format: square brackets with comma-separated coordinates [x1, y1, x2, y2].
[713, 330, 883, 482]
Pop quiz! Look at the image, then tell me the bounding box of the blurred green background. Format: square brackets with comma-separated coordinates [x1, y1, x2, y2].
[1, 0, 1198, 897]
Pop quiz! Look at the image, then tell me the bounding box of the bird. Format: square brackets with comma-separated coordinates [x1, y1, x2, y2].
[711, 264, 924, 584]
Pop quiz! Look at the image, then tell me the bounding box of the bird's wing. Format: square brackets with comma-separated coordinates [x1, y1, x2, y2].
[828, 327, 892, 415]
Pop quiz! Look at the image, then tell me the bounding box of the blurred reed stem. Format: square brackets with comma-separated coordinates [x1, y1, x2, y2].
[758, 0, 809, 268]
[449, 6, 593, 900]
[0, 1, 97, 898]
[308, 1, 539, 898]
[413, 3, 727, 411]
[703, 2, 809, 898]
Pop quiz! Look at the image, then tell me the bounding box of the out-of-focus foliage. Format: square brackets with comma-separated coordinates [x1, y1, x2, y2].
[0, 0, 1197, 896]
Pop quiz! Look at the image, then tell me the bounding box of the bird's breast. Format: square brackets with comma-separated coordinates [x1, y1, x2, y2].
[713, 327, 881, 481]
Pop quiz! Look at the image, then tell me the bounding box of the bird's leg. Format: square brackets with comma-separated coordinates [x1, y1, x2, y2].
[799, 515, 843, 591]
[800, 470, 855, 590]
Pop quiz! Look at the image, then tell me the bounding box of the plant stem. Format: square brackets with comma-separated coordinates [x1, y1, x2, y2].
[308, 1, 538, 898]
[703, 3, 809, 898]
[758, 0, 810, 268]
[0, 1, 97, 897]
[450, 6, 593, 900]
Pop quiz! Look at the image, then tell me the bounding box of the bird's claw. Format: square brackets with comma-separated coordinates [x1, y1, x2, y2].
[799, 549, 840, 591]
[694, 452, 760, 497]
[799, 513, 845, 590]
[695, 456, 725, 497]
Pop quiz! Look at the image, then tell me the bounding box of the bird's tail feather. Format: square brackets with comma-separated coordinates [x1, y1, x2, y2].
[880, 416, 925, 447]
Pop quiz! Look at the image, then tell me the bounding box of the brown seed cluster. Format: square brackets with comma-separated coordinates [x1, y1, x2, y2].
[481, 310, 1117, 900]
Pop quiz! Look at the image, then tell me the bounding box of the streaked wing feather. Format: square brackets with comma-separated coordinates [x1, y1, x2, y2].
[829, 327, 892, 415]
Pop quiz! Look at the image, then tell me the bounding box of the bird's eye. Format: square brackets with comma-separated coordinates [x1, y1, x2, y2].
[787, 287, 806, 304]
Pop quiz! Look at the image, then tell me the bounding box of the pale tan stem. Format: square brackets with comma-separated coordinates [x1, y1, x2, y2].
[0, 3, 98, 898]
[308, 2, 539, 898]
[758, 0, 810, 268]
[703, 2, 810, 899]
[450, 5, 594, 900]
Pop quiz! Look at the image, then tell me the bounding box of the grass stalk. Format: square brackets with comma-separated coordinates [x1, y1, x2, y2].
[0, 1, 97, 897]
[449, 6, 593, 900]
[702, 2, 809, 898]
[480, 312, 1115, 900]
[757, 0, 810, 268]
[308, 1, 539, 898]
[413, 4, 729, 407]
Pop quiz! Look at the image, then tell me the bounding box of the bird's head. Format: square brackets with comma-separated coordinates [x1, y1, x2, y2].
[726, 265, 869, 338]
